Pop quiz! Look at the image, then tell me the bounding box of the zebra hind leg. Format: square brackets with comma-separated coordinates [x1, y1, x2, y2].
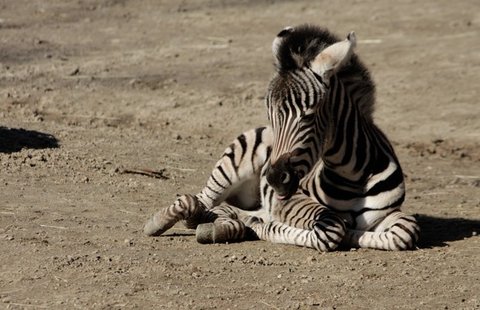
[196, 205, 255, 244]
[144, 194, 210, 236]
[345, 211, 420, 250]
[143, 195, 253, 243]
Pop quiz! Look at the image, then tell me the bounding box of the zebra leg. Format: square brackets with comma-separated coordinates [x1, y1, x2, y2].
[245, 194, 347, 252]
[196, 205, 254, 244]
[344, 211, 420, 250]
[144, 127, 272, 237]
[195, 126, 272, 209]
[144, 194, 211, 236]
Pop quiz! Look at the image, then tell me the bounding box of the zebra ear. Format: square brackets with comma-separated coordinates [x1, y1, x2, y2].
[310, 31, 356, 78]
[272, 26, 294, 64]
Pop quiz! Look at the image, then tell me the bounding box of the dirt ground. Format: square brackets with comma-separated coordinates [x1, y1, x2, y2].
[1, 0, 479, 309]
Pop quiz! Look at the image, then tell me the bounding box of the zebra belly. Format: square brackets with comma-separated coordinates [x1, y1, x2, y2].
[225, 177, 262, 211]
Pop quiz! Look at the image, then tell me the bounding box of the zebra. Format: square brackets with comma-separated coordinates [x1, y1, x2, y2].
[144, 24, 420, 251]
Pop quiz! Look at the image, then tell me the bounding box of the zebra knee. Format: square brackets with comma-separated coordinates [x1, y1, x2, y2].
[312, 216, 346, 251]
[387, 222, 419, 250]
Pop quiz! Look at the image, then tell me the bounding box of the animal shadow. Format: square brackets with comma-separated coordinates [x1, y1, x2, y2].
[0, 126, 59, 153]
[415, 214, 480, 248]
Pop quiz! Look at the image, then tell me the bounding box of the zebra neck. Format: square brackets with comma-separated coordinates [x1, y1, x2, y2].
[320, 76, 377, 183]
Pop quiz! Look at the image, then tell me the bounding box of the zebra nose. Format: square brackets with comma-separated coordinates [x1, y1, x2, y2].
[266, 156, 299, 200]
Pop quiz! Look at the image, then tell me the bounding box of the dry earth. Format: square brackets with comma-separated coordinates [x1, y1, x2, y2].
[1, 0, 479, 309]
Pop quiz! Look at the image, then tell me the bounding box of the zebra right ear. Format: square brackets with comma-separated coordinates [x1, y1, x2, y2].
[310, 31, 356, 79]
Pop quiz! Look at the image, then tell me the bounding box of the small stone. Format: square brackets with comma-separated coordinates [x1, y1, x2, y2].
[69, 67, 80, 76]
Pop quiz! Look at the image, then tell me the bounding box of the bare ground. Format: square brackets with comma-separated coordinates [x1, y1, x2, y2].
[1, 0, 479, 309]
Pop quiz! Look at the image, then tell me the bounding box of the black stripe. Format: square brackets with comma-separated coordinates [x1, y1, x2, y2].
[366, 167, 404, 196]
[320, 177, 361, 200]
[312, 226, 329, 249]
[390, 230, 408, 248]
[322, 168, 362, 189]
[204, 191, 216, 202]
[324, 85, 347, 157]
[252, 127, 267, 164]
[211, 174, 226, 189]
[391, 222, 415, 245]
[266, 146, 272, 159]
[353, 121, 368, 172]
[237, 134, 247, 162]
[280, 200, 296, 221]
[217, 166, 232, 185]
[262, 183, 269, 198]
[339, 106, 356, 166]
[206, 185, 222, 196]
[353, 195, 405, 217]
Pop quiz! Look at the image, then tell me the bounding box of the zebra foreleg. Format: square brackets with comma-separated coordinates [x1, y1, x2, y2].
[344, 211, 420, 250]
[144, 194, 211, 236]
[195, 126, 272, 210]
[245, 210, 346, 252]
[144, 127, 272, 237]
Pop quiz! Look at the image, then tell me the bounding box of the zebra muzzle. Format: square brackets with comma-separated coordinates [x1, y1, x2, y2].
[266, 155, 300, 200]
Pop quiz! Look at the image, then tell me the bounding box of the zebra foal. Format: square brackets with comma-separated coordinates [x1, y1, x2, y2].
[144, 25, 419, 251]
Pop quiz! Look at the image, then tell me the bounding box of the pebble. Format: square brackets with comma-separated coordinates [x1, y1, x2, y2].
[69, 67, 80, 76]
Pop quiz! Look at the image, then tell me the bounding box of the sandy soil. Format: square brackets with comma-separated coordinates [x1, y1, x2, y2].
[1, 0, 479, 309]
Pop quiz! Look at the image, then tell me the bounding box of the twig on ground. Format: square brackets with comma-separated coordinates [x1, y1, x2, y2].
[163, 165, 196, 172]
[39, 224, 67, 230]
[119, 168, 169, 180]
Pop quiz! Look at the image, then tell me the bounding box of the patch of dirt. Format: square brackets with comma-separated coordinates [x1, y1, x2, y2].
[1, 0, 479, 309]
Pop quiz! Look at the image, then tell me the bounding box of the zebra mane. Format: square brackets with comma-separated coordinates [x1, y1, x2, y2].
[274, 24, 375, 120]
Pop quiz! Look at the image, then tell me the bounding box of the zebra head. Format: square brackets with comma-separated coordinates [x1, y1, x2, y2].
[265, 25, 356, 200]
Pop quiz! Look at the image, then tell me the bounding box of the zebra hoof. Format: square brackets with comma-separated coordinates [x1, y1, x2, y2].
[196, 223, 215, 244]
[143, 218, 165, 237]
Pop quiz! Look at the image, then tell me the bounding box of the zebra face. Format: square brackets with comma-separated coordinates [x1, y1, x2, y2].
[265, 26, 357, 200]
[265, 69, 325, 200]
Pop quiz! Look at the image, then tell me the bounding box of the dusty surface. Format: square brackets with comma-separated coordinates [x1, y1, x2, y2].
[1, 0, 479, 309]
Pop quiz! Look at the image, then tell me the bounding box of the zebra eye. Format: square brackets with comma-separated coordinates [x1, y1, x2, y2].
[280, 172, 290, 184]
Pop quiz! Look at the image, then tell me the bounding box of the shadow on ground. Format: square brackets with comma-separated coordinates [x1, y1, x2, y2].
[0, 126, 59, 153]
[416, 214, 480, 248]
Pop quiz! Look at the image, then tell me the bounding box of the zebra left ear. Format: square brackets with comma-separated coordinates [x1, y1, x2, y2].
[310, 31, 356, 79]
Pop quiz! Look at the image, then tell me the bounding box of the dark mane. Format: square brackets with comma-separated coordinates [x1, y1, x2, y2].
[274, 24, 376, 120]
